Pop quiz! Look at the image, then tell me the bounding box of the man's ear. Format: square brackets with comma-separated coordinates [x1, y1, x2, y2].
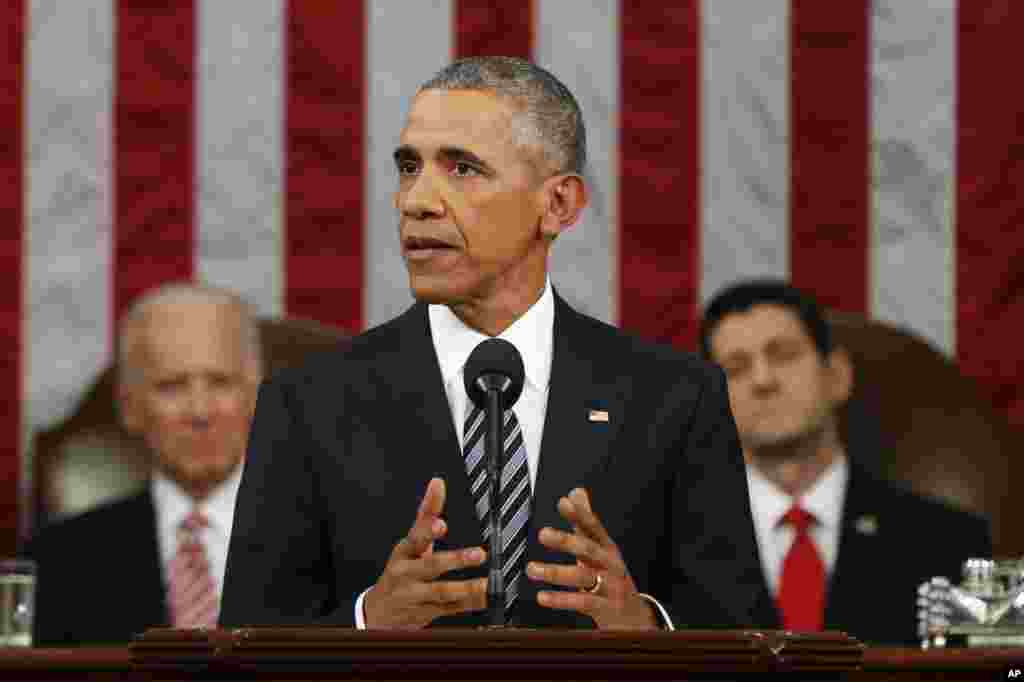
[539, 173, 588, 241]
[825, 346, 854, 406]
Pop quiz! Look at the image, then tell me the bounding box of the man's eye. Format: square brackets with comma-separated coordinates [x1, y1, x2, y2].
[155, 379, 185, 393]
[397, 160, 419, 175]
[723, 364, 747, 379]
[452, 162, 478, 177]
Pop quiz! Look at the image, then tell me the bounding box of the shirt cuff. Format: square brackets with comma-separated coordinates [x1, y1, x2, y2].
[636, 592, 675, 630]
[354, 587, 372, 629]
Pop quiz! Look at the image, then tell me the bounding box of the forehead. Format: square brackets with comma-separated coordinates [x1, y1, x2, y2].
[400, 89, 518, 152]
[710, 304, 814, 357]
[136, 301, 246, 374]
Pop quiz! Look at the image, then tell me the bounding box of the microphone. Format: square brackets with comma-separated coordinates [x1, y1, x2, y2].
[463, 338, 525, 627]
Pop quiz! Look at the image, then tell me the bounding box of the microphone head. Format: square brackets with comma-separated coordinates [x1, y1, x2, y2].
[463, 338, 526, 410]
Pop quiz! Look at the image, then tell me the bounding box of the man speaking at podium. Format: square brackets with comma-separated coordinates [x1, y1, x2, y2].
[221, 57, 768, 631]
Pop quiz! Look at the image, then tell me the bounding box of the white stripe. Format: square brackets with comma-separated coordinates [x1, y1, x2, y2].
[700, 0, 790, 304]
[502, 503, 530, 552]
[196, 0, 285, 316]
[869, 0, 956, 355]
[500, 444, 526, 490]
[502, 539, 526, 578]
[536, 0, 619, 324]
[365, 0, 452, 329]
[499, 473, 529, 518]
[24, 1, 114, 444]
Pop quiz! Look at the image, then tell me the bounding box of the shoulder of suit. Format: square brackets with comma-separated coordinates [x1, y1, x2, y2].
[266, 304, 424, 388]
[850, 467, 990, 532]
[25, 489, 152, 554]
[565, 305, 723, 386]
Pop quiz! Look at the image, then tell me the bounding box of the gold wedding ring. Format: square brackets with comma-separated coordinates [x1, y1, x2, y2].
[583, 572, 603, 594]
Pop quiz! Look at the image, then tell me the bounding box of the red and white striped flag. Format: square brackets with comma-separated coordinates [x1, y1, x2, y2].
[2, 1, 1022, 547]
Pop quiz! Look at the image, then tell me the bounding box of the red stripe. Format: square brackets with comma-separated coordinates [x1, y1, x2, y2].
[789, 1, 870, 314]
[619, 3, 701, 349]
[957, 1, 1024, 429]
[0, 0, 23, 555]
[285, 0, 364, 331]
[454, 1, 533, 59]
[114, 0, 196, 326]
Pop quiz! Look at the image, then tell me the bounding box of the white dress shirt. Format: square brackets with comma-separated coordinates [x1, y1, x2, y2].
[428, 278, 555, 487]
[152, 464, 244, 601]
[745, 455, 848, 595]
[356, 280, 672, 628]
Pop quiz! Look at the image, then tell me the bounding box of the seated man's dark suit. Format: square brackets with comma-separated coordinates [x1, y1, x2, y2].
[751, 462, 992, 645]
[25, 491, 167, 646]
[221, 293, 771, 629]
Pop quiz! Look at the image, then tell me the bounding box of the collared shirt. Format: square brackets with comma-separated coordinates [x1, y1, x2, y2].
[745, 455, 848, 595]
[428, 278, 555, 488]
[152, 464, 244, 599]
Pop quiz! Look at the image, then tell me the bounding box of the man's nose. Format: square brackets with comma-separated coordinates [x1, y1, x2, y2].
[750, 358, 779, 390]
[400, 170, 445, 220]
[185, 384, 213, 425]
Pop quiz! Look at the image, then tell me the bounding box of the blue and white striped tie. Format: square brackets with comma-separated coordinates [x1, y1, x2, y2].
[463, 403, 531, 610]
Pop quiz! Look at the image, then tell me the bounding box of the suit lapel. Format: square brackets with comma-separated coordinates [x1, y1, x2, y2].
[135, 491, 171, 627]
[385, 304, 481, 554]
[522, 294, 622, 610]
[824, 464, 881, 628]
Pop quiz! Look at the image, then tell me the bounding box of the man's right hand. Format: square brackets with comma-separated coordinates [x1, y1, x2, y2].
[363, 477, 489, 628]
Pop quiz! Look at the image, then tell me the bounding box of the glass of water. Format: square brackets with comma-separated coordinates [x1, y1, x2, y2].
[0, 559, 35, 647]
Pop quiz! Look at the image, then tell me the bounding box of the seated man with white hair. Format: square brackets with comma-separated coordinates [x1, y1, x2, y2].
[26, 282, 262, 645]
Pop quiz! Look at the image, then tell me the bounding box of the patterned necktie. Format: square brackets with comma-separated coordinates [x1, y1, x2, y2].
[167, 510, 219, 629]
[463, 403, 532, 610]
[776, 505, 826, 631]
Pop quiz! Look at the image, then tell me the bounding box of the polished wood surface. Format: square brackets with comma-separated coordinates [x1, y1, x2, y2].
[4, 634, 1024, 681]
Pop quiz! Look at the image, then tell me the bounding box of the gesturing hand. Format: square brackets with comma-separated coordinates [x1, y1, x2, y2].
[363, 478, 488, 628]
[528, 488, 659, 630]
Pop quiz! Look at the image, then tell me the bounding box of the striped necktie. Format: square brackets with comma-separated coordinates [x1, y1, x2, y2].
[463, 403, 532, 610]
[167, 510, 219, 629]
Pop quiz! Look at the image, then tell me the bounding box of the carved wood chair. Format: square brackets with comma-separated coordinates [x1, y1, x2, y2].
[830, 311, 1023, 556]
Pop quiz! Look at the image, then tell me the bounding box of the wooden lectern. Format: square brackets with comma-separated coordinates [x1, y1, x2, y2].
[129, 628, 863, 680]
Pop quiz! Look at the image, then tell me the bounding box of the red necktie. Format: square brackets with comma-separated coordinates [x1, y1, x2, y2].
[777, 505, 825, 631]
[167, 510, 219, 629]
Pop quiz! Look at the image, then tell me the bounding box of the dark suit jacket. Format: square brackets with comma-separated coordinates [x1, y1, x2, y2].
[750, 463, 992, 645]
[24, 490, 168, 646]
[221, 293, 770, 629]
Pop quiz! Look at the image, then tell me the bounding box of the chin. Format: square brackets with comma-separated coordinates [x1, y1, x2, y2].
[408, 274, 469, 306]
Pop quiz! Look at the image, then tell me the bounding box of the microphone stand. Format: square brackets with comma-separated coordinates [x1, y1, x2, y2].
[484, 384, 505, 627]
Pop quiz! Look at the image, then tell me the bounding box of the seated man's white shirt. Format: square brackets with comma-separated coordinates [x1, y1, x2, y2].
[356, 281, 673, 629]
[152, 465, 244, 599]
[745, 455, 848, 595]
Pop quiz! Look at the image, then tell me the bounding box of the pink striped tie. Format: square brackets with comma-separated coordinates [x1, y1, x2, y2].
[167, 510, 219, 629]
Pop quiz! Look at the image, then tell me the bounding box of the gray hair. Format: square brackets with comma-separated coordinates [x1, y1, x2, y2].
[419, 56, 586, 176]
[117, 282, 263, 388]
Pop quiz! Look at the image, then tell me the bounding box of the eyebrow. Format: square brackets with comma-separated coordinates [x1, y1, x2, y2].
[392, 144, 493, 172]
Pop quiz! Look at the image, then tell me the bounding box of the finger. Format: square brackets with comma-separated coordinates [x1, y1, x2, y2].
[395, 516, 447, 560]
[536, 588, 601, 615]
[412, 577, 489, 610]
[538, 526, 615, 570]
[559, 488, 614, 547]
[401, 546, 487, 582]
[416, 477, 446, 522]
[397, 479, 448, 560]
[526, 561, 599, 591]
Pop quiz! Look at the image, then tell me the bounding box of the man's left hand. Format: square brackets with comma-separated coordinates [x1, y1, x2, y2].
[528, 488, 659, 630]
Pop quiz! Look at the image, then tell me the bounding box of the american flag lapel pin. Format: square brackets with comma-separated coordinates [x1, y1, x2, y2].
[854, 515, 878, 536]
[588, 408, 609, 423]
